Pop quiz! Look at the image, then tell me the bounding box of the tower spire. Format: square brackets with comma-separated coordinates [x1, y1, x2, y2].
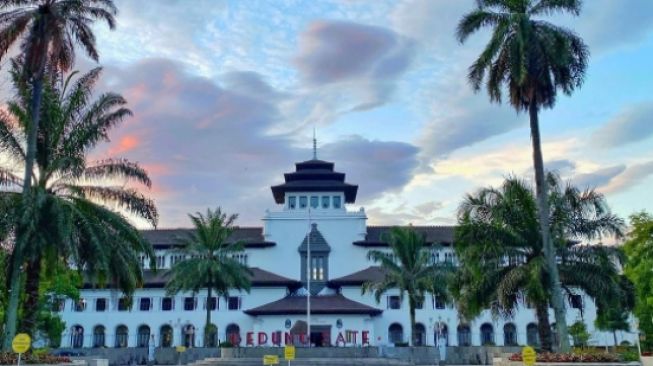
[312, 127, 317, 160]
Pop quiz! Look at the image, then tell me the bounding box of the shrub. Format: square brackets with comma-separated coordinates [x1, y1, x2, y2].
[509, 352, 621, 363]
[219, 341, 234, 348]
[0, 352, 71, 365]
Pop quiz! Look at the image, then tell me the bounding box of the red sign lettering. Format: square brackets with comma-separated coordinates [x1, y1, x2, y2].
[258, 332, 268, 345]
[362, 331, 370, 345]
[246, 332, 254, 346]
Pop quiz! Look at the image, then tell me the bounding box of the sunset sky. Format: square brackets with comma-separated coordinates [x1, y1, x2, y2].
[25, 0, 652, 229]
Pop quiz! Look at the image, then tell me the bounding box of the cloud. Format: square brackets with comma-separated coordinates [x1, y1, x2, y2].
[572, 165, 627, 189]
[283, 20, 416, 129]
[319, 135, 420, 201]
[602, 161, 653, 194]
[592, 102, 653, 148]
[92, 59, 420, 227]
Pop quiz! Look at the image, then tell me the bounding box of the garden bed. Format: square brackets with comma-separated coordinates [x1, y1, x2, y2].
[0, 352, 72, 365]
[508, 352, 627, 363]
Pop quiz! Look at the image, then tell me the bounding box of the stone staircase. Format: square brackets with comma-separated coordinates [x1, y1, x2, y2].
[189, 357, 418, 366]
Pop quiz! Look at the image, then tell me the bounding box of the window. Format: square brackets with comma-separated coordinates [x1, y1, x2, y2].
[162, 297, 174, 311]
[52, 298, 65, 312]
[139, 297, 152, 311]
[96, 298, 107, 312]
[139, 256, 146, 268]
[431, 251, 440, 264]
[228, 296, 241, 310]
[504, 323, 517, 346]
[444, 252, 454, 263]
[206, 297, 218, 310]
[289, 196, 296, 209]
[115, 325, 129, 348]
[387, 295, 401, 310]
[415, 299, 424, 310]
[156, 255, 166, 269]
[332, 195, 341, 209]
[299, 196, 307, 209]
[527, 323, 539, 346]
[480, 323, 494, 345]
[388, 323, 403, 344]
[311, 256, 325, 280]
[310, 196, 319, 209]
[93, 325, 105, 348]
[74, 299, 86, 312]
[171, 255, 185, 266]
[321, 196, 330, 209]
[433, 295, 445, 309]
[570, 294, 583, 309]
[118, 298, 130, 311]
[231, 254, 248, 266]
[457, 325, 471, 346]
[184, 297, 196, 311]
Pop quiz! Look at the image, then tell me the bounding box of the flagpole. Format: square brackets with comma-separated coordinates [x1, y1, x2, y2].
[306, 207, 311, 348]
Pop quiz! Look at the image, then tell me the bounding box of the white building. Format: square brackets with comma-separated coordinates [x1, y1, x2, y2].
[59, 156, 635, 349]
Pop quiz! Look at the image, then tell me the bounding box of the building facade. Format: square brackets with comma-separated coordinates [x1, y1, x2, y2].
[59, 158, 635, 349]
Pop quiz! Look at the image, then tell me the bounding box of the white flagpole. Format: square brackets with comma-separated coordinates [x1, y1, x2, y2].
[306, 207, 311, 347]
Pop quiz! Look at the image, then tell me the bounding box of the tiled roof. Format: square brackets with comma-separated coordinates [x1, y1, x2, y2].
[327, 266, 387, 287]
[298, 224, 331, 253]
[84, 267, 299, 289]
[271, 159, 358, 204]
[140, 228, 275, 249]
[353, 226, 455, 247]
[244, 294, 382, 316]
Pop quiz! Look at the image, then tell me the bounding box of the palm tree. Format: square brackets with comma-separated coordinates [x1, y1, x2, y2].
[0, 67, 157, 348]
[456, 0, 589, 351]
[362, 227, 452, 346]
[0, 0, 117, 347]
[453, 174, 624, 351]
[165, 208, 252, 348]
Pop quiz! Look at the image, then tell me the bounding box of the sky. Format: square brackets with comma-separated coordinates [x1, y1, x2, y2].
[15, 0, 653, 229]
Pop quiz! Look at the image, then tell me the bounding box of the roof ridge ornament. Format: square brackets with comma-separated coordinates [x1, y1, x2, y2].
[313, 127, 317, 160]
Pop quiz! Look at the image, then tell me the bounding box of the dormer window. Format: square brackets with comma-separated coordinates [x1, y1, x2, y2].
[289, 196, 296, 209]
[310, 196, 319, 209]
[321, 196, 330, 209]
[299, 196, 307, 209]
[333, 196, 341, 209]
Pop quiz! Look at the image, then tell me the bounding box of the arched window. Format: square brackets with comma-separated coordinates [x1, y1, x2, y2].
[526, 323, 539, 346]
[137, 325, 151, 348]
[115, 325, 129, 348]
[503, 323, 517, 346]
[434, 323, 449, 346]
[71, 325, 84, 348]
[183, 324, 196, 347]
[457, 324, 471, 346]
[388, 323, 404, 344]
[93, 325, 105, 348]
[480, 323, 494, 345]
[205, 324, 218, 347]
[414, 323, 426, 346]
[226, 324, 241, 346]
[160, 325, 173, 347]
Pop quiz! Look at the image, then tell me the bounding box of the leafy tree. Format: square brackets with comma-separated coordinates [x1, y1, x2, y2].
[569, 321, 590, 348]
[595, 274, 634, 349]
[453, 174, 624, 351]
[362, 227, 452, 346]
[457, 0, 589, 351]
[0, 67, 157, 347]
[0, 0, 118, 348]
[166, 208, 252, 347]
[623, 212, 653, 351]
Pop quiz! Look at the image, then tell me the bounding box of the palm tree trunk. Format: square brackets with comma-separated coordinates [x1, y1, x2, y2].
[1, 255, 24, 350]
[613, 330, 618, 350]
[3, 16, 49, 349]
[205, 287, 212, 347]
[19, 258, 42, 335]
[408, 297, 416, 347]
[535, 302, 553, 352]
[529, 102, 570, 352]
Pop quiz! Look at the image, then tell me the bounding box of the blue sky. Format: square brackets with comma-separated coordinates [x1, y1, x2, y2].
[74, 0, 653, 228]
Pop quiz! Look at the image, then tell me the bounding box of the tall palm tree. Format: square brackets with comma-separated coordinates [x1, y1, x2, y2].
[166, 208, 252, 348]
[0, 0, 117, 347]
[362, 227, 452, 346]
[453, 174, 624, 351]
[0, 67, 157, 348]
[456, 0, 589, 351]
